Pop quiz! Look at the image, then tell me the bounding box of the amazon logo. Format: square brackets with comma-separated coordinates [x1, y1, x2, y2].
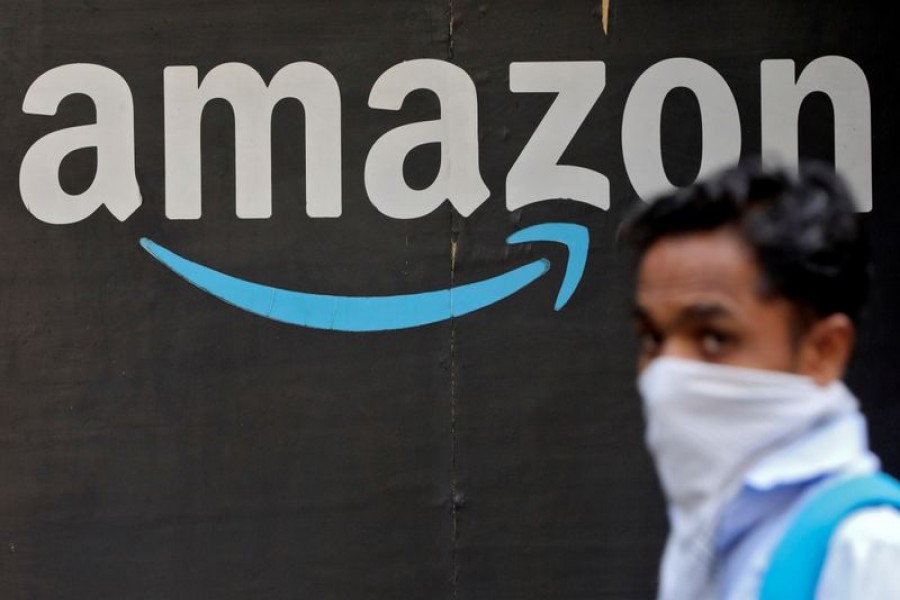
[15, 57, 871, 329]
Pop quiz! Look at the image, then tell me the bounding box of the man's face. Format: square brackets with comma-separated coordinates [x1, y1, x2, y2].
[634, 227, 801, 374]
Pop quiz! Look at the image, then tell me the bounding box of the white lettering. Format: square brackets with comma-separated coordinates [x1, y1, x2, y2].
[761, 57, 872, 211]
[364, 59, 489, 219]
[164, 62, 342, 219]
[19, 64, 141, 224]
[507, 61, 608, 211]
[622, 58, 742, 202]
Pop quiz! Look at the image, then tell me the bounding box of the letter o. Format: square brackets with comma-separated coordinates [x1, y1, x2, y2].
[622, 58, 741, 202]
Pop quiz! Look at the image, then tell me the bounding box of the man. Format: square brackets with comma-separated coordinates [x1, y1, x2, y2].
[621, 162, 900, 599]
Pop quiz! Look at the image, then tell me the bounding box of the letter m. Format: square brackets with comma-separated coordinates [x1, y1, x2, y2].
[164, 62, 341, 219]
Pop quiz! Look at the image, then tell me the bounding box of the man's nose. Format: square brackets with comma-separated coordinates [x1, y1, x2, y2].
[659, 337, 698, 361]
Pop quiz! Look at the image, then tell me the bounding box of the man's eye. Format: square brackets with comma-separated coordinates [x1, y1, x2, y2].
[639, 331, 661, 355]
[699, 331, 732, 356]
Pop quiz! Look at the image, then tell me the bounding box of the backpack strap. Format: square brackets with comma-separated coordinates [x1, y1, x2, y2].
[759, 472, 900, 600]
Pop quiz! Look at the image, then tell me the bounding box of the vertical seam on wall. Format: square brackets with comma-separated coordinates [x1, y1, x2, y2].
[449, 234, 459, 600]
[448, 0, 455, 60]
[447, 4, 459, 598]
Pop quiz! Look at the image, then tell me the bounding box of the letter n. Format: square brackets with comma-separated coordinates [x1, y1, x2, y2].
[761, 57, 872, 211]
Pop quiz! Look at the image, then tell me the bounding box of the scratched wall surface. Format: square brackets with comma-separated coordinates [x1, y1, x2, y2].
[0, 1, 898, 599]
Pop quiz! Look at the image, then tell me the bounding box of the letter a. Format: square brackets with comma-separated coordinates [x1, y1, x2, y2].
[365, 59, 489, 219]
[20, 64, 141, 224]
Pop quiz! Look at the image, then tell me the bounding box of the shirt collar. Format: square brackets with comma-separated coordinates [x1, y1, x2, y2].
[742, 409, 877, 491]
[715, 409, 878, 552]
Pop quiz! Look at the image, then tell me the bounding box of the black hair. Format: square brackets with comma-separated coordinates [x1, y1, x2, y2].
[620, 160, 870, 326]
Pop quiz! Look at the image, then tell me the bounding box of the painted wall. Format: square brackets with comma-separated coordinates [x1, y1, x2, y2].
[1, 1, 897, 598]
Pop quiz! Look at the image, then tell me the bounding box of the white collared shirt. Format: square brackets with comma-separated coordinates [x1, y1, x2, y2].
[714, 411, 900, 599]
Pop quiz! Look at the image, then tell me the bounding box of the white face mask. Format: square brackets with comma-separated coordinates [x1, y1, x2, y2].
[638, 357, 858, 600]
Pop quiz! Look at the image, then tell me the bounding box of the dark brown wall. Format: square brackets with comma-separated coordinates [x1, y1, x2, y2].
[1, 2, 897, 598]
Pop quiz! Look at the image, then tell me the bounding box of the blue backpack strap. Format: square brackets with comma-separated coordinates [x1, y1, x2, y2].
[759, 472, 900, 600]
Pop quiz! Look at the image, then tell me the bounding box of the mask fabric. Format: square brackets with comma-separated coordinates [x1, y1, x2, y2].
[637, 357, 858, 600]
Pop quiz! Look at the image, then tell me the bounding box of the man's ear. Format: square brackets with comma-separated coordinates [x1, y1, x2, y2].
[798, 313, 855, 385]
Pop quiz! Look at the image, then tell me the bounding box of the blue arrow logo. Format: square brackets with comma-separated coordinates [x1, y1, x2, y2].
[140, 222, 588, 332]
